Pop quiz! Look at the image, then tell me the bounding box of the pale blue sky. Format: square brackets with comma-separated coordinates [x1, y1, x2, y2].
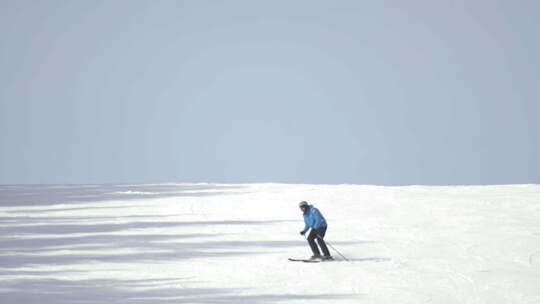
[1, 1, 539, 185]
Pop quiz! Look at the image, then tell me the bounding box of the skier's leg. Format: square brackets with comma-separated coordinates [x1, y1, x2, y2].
[307, 229, 321, 256]
[315, 227, 331, 257]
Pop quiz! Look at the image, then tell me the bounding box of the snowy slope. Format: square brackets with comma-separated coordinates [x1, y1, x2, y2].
[1, 183, 539, 303]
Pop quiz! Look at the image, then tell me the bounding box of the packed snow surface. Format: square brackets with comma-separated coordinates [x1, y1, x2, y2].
[1, 183, 539, 303]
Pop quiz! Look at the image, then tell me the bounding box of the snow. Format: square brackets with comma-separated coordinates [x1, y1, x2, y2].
[1, 183, 539, 303]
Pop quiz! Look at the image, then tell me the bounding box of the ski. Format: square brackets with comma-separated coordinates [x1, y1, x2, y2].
[288, 258, 321, 263]
[288, 257, 336, 263]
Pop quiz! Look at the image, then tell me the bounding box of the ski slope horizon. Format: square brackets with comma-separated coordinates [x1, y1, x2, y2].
[1, 183, 539, 303]
[3, 181, 539, 187]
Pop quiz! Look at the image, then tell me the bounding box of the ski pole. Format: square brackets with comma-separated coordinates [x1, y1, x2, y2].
[317, 234, 349, 262]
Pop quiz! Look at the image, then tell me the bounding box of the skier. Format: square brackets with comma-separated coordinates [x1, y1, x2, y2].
[298, 201, 333, 260]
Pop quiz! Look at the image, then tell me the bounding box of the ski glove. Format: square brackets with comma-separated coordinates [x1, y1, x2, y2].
[300, 230, 306, 236]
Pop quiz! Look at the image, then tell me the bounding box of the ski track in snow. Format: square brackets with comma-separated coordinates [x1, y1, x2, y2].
[1, 183, 539, 303]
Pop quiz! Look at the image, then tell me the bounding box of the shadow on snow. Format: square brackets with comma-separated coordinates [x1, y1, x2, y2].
[0, 183, 246, 207]
[0, 184, 368, 303]
[1, 277, 358, 304]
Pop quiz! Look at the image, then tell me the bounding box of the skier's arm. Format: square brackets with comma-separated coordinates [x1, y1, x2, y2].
[302, 218, 309, 233]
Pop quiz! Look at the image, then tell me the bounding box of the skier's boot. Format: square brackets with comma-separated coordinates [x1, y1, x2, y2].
[309, 254, 322, 261]
[322, 255, 334, 261]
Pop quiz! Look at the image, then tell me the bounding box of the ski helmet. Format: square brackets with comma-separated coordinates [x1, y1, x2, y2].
[298, 201, 308, 208]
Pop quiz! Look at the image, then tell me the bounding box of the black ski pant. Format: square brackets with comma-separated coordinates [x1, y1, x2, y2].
[307, 226, 330, 257]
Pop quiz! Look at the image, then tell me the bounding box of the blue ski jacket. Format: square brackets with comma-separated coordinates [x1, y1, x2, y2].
[302, 205, 327, 233]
